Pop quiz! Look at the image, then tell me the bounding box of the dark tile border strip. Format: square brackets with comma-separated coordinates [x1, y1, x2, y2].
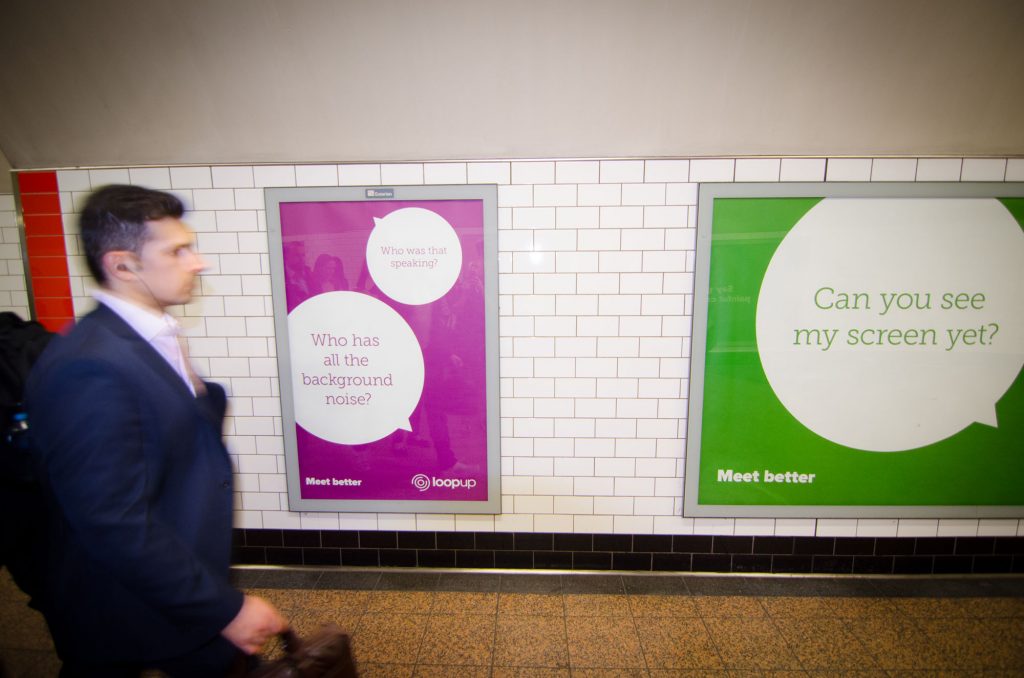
[232, 530, 1024, 575]
[230, 567, 1024, 598]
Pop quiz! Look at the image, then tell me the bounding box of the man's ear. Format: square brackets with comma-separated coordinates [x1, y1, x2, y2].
[102, 251, 137, 281]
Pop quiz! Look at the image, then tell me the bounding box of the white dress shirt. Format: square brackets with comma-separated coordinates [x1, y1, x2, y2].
[92, 290, 196, 395]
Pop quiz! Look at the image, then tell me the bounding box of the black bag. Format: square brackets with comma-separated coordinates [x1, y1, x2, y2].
[248, 625, 358, 678]
[0, 312, 54, 606]
[0, 312, 54, 484]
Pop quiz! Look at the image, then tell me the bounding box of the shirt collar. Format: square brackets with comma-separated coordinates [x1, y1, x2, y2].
[93, 289, 179, 341]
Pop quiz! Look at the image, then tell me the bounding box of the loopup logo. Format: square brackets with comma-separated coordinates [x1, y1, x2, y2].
[410, 473, 478, 492]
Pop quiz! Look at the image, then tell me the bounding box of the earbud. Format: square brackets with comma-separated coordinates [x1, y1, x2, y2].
[117, 264, 130, 272]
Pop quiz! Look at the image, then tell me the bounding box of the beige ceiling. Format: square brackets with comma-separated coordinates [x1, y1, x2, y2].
[1, 0, 1022, 182]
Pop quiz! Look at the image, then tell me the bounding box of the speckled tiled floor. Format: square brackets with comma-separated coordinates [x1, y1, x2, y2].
[2, 567, 1023, 677]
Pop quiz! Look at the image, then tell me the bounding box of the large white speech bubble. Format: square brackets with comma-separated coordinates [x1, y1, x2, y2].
[756, 198, 1024, 452]
[366, 207, 463, 305]
[288, 291, 425, 445]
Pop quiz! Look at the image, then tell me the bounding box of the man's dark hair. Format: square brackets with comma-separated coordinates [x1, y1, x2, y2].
[80, 185, 184, 284]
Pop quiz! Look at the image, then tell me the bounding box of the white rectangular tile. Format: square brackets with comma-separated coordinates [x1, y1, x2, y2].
[653, 516, 694, 534]
[578, 229, 620, 251]
[871, 159, 917, 182]
[645, 160, 689, 182]
[231, 188, 263, 210]
[380, 163, 424, 185]
[89, 168, 131, 186]
[896, 519, 938, 537]
[575, 515, 614, 532]
[614, 516, 653, 534]
[962, 158, 1006, 181]
[468, 162, 510, 184]
[512, 251, 554, 273]
[253, 165, 296, 188]
[780, 158, 826, 182]
[826, 158, 872, 182]
[416, 514, 456, 531]
[664, 228, 696, 251]
[262, 511, 303, 529]
[170, 166, 212, 189]
[512, 207, 556, 229]
[515, 495, 553, 514]
[511, 161, 555, 184]
[338, 164, 381, 185]
[665, 184, 698, 205]
[626, 497, 675, 518]
[1005, 159, 1024, 181]
[300, 513, 342, 530]
[579, 184, 622, 207]
[598, 160, 644, 183]
[816, 519, 857, 537]
[733, 519, 776, 536]
[333, 513, 377, 530]
[534, 184, 577, 207]
[514, 457, 554, 476]
[693, 518, 734, 535]
[212, 166, 255, 188]
[217, 253, 261, 275]
[977, 519, 1018, 536]
[916, 158, 962, 181]
[600, 206, 644, 228]
[424, 163, 467, 184]
[536, 477, 577, 493]
[554, 496, 593, 514]
[936, 519, 979, 537]
[236, 232, 268, 253]
[621, 229, 663, 251]
[56, 169, 92, 191]
[295, 164, 339, 186]
[197, 232, 239, 254]
[644, 206, 687, 228]
[557, 206, 599, 228]
[622, 184, 665, 206]
[573, 476, 615, 497]
[734, 158, 780, 182]
[536, 231, 577, 255]
[555, 251, 598, 273]
[598, 251, 643, 273]
[498, 185, 533, 208]
[556, 161, 599, 184]
[689, 159, 734, 183]
[554, 418, 596, 438]
[855, 519, 898, 537]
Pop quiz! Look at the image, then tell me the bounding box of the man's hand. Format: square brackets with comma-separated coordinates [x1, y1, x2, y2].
[221, 594, 288, 654]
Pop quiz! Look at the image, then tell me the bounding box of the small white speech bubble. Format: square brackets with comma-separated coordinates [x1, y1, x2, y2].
[288, 291, 425, 445]
[756, 198, 1024, 452]
[366, 207, 463, 305]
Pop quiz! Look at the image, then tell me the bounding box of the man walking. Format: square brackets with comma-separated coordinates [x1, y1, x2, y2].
[26, 185, 286, 676]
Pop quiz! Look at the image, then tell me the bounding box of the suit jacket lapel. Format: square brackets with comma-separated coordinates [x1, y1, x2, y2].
[90, 304, 197, 401]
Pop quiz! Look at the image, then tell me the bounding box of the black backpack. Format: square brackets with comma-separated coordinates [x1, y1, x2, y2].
[0, 312, 54, 483]
[0, 311, 55, 605]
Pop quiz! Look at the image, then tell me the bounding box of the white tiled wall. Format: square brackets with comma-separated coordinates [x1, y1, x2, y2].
[0, 193, 30, 318]
[47, 158, 1024, 538]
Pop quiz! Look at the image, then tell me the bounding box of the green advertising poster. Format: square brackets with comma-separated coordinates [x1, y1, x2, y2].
[685, 183, 1024, 517]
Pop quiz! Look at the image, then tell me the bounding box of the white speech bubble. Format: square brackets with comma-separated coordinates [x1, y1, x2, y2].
[365, 207, 463, 305]
[756, 198, 1024, 452]
[288, 291, 425, 445]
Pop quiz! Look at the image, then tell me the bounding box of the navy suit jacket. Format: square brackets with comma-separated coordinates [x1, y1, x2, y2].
[26, 303, 243, 663]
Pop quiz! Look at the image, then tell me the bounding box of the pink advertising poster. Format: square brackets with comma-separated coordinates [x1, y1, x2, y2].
[266, 186, 499, 512]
